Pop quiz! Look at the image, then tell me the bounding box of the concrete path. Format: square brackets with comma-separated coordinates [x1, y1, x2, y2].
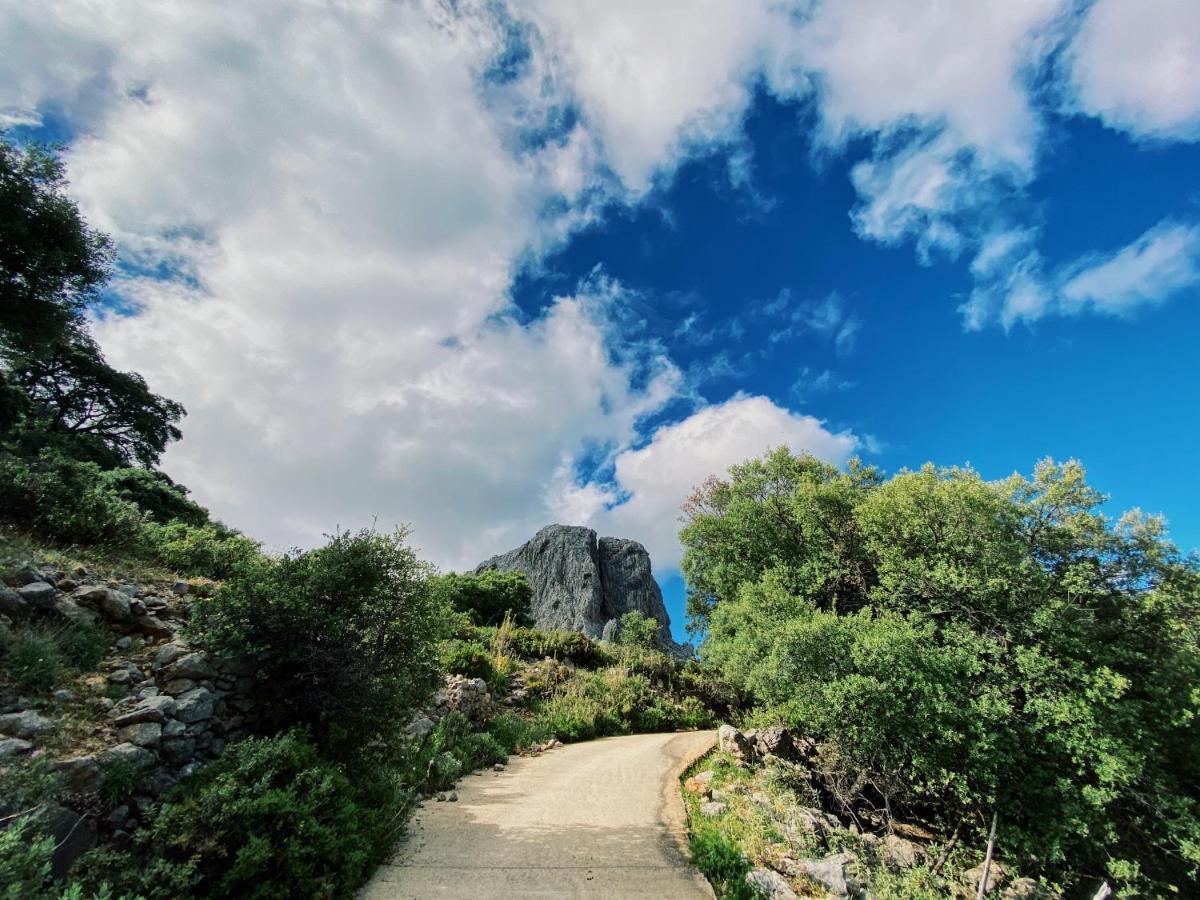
[361, 730, 717, 899]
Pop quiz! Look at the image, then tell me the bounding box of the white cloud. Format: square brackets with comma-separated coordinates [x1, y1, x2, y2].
[1060, 221, 1200, 316]
[1066, 0, 1200, 141]
[589, 395, 859, 569]
[962, 219, 1200, 328]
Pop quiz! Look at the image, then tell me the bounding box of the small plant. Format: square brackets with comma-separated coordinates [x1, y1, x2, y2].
[5, 628, 64, 689]
[689, 829, 757, 899]
[99, 757, 142, 809]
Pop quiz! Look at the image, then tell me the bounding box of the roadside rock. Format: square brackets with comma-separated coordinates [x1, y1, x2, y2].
[699, 801, 728, 817]
[795, 852, 861, 898]
[718, 724, 755, 762]
[17, 580, 58, 608]
[747, 868, 800, 900]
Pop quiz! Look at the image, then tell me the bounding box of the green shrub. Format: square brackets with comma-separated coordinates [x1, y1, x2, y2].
[688, 829, 756, 900]
[431, 570, 532, 627]
[616, 610, 659, 650]
[142, 521, 260, 580]
[0, 814, 56, 899]
[485, 712, 543, 754]
[91, 731, 403, 900]
[52, 620, 106, 671]
[0, 451, 145, 547]
[504, 626, 605, 667]
[439, 638, 495, 681]
[193, 528, 450, 752]
[98, 467, 208, 526]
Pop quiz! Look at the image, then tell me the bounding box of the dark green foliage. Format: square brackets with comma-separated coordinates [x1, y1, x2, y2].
[439, 638, 495, 681]
[683, 448, 1200, 894]
[688, 830, 756, 900]
[534, 668, 713, 742]
[0, 139, 112, 355]
[0, 450, 146, 546]
[616, 610, 659, 649]
[98, 468, 208, 526]
[193, 528, 451, 752]
[93, 731, 403, 900]
[99, 758, 142, 810]
[431, 570, 532, 626]
[501, 626, 606, 667]
[0, 814, 57, 900]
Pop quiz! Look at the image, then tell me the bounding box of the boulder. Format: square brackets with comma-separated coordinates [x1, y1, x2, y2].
[153, 643, 189, 671]
[174, 687, 216, 723]
[44, 805, 96, 879]
[102, 742, 156, 771]
[17, 580, 57, 608]
[0, 736, 33, 759]
[0, 586, 25, 616]
[53, 597, 98, 626]
[74, 586, 132, 622]
[112, 695, 176, 726]
[964, 861, 1011, 895]
[474, 524, 685, 654]
[134, 615, 174, 640]
[699, 801, 728, 817]
[0, 709, 55, 738]
[795, 852, 860, 898]
[170, 652, 215, 680]
[56, 754, 103, 792]
[747, 868, 800, 900]
[718, 724, 755, 762]
[118, 721, 162, 748]
[881, 834, 926, 870]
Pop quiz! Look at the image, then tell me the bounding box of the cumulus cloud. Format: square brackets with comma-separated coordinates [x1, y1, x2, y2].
[591, 395, 859, 568]
[1066, 0, 1200, 141]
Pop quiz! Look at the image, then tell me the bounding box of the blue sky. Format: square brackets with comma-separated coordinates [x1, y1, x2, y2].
[3, 1, 1199, 642]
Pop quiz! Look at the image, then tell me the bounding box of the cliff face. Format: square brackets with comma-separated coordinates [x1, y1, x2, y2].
[473, 525, 683, 653]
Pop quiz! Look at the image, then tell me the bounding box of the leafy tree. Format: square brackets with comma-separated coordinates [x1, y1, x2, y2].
[194, 528, 451, 752]
[616, 610, 659, 650]
[0, 137, 112, 354]
[5, 332, 183, 467]
[432, 570, 532, 627]
[0, 134, 184, 470]
[683, 449, 1200, 895]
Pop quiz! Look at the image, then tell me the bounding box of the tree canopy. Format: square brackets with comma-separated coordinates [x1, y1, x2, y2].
[682, 447, 1200, 895]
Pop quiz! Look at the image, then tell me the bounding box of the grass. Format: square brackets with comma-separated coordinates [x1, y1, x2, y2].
[4, 620, 108, 692]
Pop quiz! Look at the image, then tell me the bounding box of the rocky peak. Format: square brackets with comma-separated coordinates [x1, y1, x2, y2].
[474, 524, 685, 655]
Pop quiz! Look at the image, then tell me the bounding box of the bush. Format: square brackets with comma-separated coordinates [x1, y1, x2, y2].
[616, 610, 659, 650]
[503, 626, 606, 667]
[98, 467, 209, 526]
[0, 450, 145, 547]
[439, 638, 495, 682]
[90, 731, 403, 899]
[431, 570, 532, 627]
[193, 528, 450, 752]
[142, 521, 260, 579]
[0, 814, 57, 899]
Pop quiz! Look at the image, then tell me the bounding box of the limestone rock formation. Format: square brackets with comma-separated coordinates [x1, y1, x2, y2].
[474, 524, 685, 654]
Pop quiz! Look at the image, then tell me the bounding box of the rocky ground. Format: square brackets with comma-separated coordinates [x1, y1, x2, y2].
[682, 725, 1052, 899]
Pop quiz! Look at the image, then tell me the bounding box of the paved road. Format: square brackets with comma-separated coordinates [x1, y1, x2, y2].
[361, 731, 717, 899]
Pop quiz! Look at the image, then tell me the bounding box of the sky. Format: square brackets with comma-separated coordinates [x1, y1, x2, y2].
[2, 1, 1199, 642]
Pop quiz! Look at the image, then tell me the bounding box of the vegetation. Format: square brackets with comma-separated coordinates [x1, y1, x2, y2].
[616, 609, 659, 650]
[682, 447, 1200, 895]
[192, 528, 450, 752]
[4, 618, 106, 691]
[431, 570, 532, 626]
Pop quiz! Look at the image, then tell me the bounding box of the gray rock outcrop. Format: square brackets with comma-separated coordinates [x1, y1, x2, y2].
[474, 524, 685, 654]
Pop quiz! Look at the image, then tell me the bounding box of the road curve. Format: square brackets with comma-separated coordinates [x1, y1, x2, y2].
[361, 730, 717, 899]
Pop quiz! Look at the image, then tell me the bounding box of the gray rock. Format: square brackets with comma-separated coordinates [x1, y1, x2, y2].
[153, 643, 189, 671]
[56, 755, 103, 792]
[160, 736, 197, 762]
[53, 597, 98, 626]
[113, 695, 176, 726]
[102, 742, 156, 770]
[0, 586, 26, 616]
[73, 586, 133, 622]
[601, 618, 621, 642]
[170, 652, 215, 680]
[117, 584, 139, 597]
[9, 566, 41, 586]
[162, 678, 197, 695]
[175, 687, 216, 723]
[405, 714, 435, 740]
[114, 636, 132, 650]
[0, 736, 33, 759]
[163, 719, 187, 738]
[881, 834, 926, 870]
[44, 805, 96, 879]
[17, 580, 58, 608]
[118, 721, 162, 748]
[474, 525, 684, 653]
[747, 868, 800, 900]
[52, 689, 75, 701]
[0, 709, 54, 738]
[964, 861, 1010, 895]
[135, 614, 174, 640]
[699, 801, 728, 817]
[171, 580, 190, 595]
[718, 724, 755, 762]
[795, 852, 859, 898]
